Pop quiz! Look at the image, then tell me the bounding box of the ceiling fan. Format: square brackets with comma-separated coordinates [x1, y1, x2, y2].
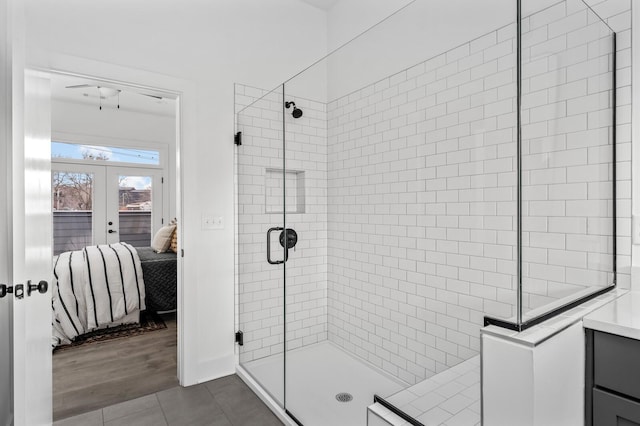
[65, 84, 163, 110]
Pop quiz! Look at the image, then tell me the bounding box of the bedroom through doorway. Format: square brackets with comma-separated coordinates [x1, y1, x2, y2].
[48, 73, 181, 421]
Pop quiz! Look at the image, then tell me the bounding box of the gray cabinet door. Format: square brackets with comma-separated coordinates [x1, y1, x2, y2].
[593, 388, 640, 426]
[594, 331, 640, 400]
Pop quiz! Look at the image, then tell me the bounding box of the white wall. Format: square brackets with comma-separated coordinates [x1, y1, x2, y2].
[23, 0, 328, 384]
[51, 99, 178, 219]
[325, 0, 515, 101]
[325, 0, 562, 52]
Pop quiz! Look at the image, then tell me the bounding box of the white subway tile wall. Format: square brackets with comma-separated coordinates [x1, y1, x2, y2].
[326, 23, 518, 384]
[282, 96, 329, 353]
[234, 0, 630, 387]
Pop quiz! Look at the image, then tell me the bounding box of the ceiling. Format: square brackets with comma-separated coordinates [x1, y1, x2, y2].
[51, 75, 176, 117]
[296, 0, 341, 11]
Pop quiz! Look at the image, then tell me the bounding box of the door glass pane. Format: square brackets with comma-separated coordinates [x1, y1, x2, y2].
[236, 85, 286, 406]
[117, 175, 153, 246]
[52, 171, 94, 255]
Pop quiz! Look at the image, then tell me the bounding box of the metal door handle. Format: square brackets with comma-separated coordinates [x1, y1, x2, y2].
[27, 280, 48, 296]
[0, 284, 13, 298]
[0, 284, 24, 299]
[267, 227, 288, 265]
[108, 229, 117, 234]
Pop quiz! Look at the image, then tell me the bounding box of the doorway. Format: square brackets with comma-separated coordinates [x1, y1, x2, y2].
[48, 73, 181, 421]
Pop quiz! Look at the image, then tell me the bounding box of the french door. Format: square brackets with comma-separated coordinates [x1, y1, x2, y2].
[105, 167, 164, 246]
[52, 163, 163, 254]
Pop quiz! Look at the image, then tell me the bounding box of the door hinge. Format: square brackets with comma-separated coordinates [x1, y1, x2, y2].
[161, 177, 164, 184]
[234, 131, 242, 146]
[181, 249, 184, 258]
[235, 330, 244, 346]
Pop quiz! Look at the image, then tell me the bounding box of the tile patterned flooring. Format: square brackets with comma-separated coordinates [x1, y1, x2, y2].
[53, 374, 283, 426]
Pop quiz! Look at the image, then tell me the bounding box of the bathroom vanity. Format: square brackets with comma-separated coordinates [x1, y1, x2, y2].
[584, 292, 640, 426]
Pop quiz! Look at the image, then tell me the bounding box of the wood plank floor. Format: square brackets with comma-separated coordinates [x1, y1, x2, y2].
[53, 312, 179, 421]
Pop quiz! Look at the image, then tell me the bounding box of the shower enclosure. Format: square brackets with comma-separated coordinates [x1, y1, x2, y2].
[235, 0, 617, 424]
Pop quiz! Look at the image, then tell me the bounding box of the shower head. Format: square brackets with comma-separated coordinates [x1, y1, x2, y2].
[285, 101, 303, 119]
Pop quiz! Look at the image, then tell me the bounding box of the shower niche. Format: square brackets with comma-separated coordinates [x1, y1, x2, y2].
[265, 168, 306, 214]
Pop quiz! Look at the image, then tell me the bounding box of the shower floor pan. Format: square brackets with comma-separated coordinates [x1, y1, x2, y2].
[240, 340, 406, 426]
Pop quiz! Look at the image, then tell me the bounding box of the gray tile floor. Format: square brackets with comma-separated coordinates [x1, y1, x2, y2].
[54, 374, 284, 426]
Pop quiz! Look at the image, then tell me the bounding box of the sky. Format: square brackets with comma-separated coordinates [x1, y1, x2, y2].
[52, 141, 159, 165]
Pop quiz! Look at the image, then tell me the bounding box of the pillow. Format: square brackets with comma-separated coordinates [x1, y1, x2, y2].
[170, 225, 178, 253]
[151, 224, 176, 253]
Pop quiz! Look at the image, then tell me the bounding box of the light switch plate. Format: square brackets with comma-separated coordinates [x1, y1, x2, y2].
[202, 215, 224, 230]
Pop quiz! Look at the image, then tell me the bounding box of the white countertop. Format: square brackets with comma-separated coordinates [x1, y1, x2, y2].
[583, 291, 640, 340]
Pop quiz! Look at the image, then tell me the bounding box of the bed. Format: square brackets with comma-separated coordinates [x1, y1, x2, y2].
[135, 247, 177, 312]
[51, 242, 176, 347]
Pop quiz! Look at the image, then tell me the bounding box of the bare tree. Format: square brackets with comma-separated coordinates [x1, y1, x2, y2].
[51, 151, 111, 210]
[52, 172, 93, 210]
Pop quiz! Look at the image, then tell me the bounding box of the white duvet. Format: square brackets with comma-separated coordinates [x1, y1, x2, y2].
[52, 242, 146, 347]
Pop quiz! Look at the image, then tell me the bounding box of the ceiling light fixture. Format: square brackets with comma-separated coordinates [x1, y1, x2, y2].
[97, 86, 120, 110]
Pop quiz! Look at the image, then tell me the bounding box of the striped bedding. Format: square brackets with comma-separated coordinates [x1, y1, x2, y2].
[52, 242, 146, 347]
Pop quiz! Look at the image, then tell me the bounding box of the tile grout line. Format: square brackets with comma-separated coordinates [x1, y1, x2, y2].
[154, 392, 170, 426]
[203, 379, 238, 426]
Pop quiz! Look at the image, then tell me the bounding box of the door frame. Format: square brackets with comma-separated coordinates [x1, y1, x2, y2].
[34, 59, 199, 386]
[0, 0, 15, 423]
[2, 5, 204, 423]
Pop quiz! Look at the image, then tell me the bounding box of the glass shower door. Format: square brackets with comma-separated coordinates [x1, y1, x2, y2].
[236, 85, 287, 406]
[281, 86, 328, 425]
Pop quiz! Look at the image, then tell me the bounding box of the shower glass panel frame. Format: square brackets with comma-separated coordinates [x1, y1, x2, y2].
[235, 0, 618, 423]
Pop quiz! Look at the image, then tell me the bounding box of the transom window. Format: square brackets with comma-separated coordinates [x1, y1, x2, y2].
[52, 141, 160, 166]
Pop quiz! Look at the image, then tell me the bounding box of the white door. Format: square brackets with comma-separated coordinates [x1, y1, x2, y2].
[10, 73, 54, 425]
[106, 167, 164, 246]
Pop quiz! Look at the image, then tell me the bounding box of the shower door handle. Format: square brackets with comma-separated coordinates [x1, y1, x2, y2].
[267, 227, 287, 265]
